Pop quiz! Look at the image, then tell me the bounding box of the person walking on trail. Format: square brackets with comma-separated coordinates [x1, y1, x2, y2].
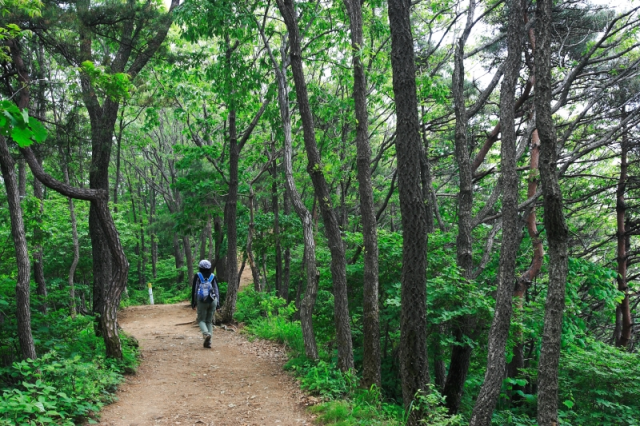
[191, 260, 220, 348]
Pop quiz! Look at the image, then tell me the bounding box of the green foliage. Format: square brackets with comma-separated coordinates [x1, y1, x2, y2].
[79, 62, 133, 101]
[411, 386, 464, 425]
[234, 288, 295, 324]
[0, 101, 47, 147]
[0, 352, 120, 425]
[557, 340, 640, 425]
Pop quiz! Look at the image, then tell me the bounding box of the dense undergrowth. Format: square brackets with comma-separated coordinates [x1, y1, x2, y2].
[0, 280, 139, 425]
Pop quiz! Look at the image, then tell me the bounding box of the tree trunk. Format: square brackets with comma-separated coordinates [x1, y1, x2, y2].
[283, 189, 291, 301]
[468, 0, 522, 422]
[386, 0, 430, 419]
[509, 13, 543, 396]
[173, 233, 185, 286]
[214, 216, 227, 281]
[0, 137, 37, 360]
[150, 188, 158, 279]
[33, 162, 47, 314]
[343, 0, 381, 389]
[272, 158, 284, 298]
[443, 0, 475, 414]
[21, 145, 130, 359]
[63, 158, 78, 318]
[535, 0, 570, 423]
[261, 30, 320, 359]
[183, 235, 194, 287]
[276, 0, 354, 372]
[219, 107, 240, 323]
[247, 187, 264, 291]
[614, 107, 632, 348]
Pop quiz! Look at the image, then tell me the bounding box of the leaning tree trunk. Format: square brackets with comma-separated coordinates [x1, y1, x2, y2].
[343, 0, 381, 389]
[387, 0, 430, 421]
[21, 146, 130, 359]
[276, 0, 354, 371]
[0, 137, 37, 360]
[468, 0, 522, 423]
[535, 0, 570, 423]
[260, 32, 321, 359]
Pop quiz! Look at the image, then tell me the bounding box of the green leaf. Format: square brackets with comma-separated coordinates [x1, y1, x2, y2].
[563, 400, 575, 409]
[28, 117, 47, 142]
[11, 126, 33, 147]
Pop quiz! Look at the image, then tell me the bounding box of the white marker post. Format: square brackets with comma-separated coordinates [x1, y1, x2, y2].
[148, 282, 154, 305]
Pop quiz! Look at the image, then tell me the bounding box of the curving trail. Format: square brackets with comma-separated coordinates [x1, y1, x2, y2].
[96, 271, 312, 426]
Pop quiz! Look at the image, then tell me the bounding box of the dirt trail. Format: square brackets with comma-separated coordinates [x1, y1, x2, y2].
[97, 269, 313, 426]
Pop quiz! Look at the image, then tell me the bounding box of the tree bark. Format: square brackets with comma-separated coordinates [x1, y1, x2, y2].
[276, 0, 354, 371]
[18, 158, 26, 197]
[150, 188, 158, 279]
[214, 216, 227, 282]
[614, 107, 632, 348]
[343, 0, 381, 389]
[21, 142, 130, 358]
[173, 233, 185, 286]
[283, 189, 291, 301]
[272, 157, 283, 297]
[33, 160, 47, 314]
[469, 0, 523, 422]
[183, 235, 194, 287]
[535, 0, 570, 423]
[63, 157, 78, 318]
[219, 108, 240, 322]
[247, 187, 264, 291]
[443, 0, 476, 414]
[386, 0, 430, 419]
[260, 28, 320, 359]
[0, 137, 37, 360]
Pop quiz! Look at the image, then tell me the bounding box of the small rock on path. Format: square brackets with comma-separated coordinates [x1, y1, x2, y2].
[95, 301, 312, 426]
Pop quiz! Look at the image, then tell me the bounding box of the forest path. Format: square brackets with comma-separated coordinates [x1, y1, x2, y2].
[96, 268, 312, 426]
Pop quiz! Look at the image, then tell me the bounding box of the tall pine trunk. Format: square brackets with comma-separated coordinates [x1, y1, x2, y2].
[614, 107, 632, 348]
[535, 0, 570, 423]
[386, 0, 430, 420]
[343, 0, 381, 389]
[444, 0, 475, 413]
[468, 0, 522, 422]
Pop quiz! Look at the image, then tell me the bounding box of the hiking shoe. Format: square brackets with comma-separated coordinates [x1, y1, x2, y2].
[204, 334, 212, 348]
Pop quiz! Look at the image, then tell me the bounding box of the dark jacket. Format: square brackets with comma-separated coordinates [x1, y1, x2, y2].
[191, 271, 220, 309]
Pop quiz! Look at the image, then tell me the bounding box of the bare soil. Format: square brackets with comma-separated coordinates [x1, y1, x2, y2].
[96, 269, 314, 426]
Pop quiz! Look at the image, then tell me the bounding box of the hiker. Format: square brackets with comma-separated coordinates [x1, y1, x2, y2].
[191, 259, 220, 348]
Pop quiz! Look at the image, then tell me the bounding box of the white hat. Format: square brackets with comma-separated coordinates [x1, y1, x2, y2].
[198, 260, 211, 269]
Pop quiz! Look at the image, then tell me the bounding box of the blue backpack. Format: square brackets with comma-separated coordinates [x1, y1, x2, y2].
[197, 273, 216, 303]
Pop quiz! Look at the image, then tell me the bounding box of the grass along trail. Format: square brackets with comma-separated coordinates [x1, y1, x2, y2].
[96, 269, 312, 426]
